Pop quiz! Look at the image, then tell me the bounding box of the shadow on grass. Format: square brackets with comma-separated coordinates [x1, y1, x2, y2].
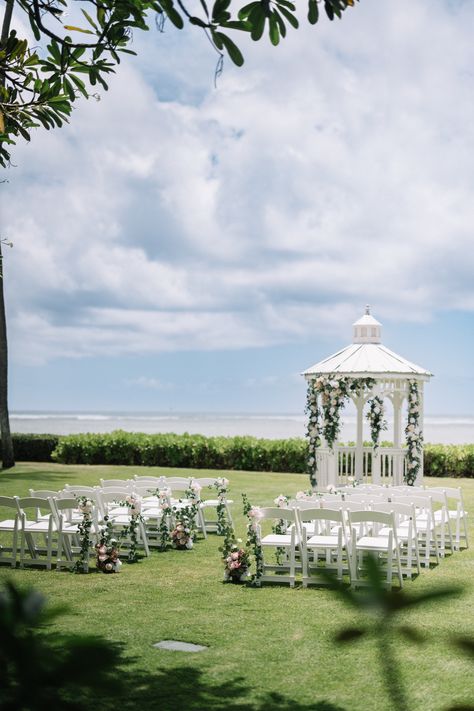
[95, 663, 347, 711]
[0, 467, 71, 484]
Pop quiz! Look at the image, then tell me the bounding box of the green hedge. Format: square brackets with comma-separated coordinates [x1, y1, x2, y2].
[4, 431, 474, 477]
[50, 431, 308, 472]
[11, 434, 60, 462]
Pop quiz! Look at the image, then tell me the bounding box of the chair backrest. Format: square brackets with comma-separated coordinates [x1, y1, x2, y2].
[428, 486, 465, 511]
[64, 485, 98, 494]
[297, 506, 346, 540]
[0, 495, 20, 512]
[257, 507, 297, 522]
[166, 477, 193, 487]
[348, 509, 396, 529]
[194, 478, 220, 487]
[344, 493, 386, 502]
[16, 496, 54, 521]
[289, 499, 320, 510]
[29, 489, 59, 498]
[133, 476, 162, 483]
[100, 479, 134, 489]
[132, 484, 159, 497]
[321, 499, 367, 512]
[369, 501, 416, 527]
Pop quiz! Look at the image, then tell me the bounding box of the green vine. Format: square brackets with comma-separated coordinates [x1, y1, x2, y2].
[120, 495, 144, 563]
[214, 477, 230, 535]
[72, 496, 94, 574]
[242, 493, 264, 587]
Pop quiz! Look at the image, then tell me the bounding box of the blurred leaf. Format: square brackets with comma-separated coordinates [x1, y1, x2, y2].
[334, 627, 367, 643]
[215, 32, 244, 66]
[63, 25, 95, 34]
[308, 0, 319, 24]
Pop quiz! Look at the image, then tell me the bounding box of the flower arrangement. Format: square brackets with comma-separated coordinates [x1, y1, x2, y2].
[305, 380, 321, 488]
[296, 490, 314, 501]
[171, 520, 193, 550]
[366, 395, 388, 453]
[242, 493, 264, 586]
[405, 380, 423, 485]
[224, 545, 250, 583]
[96, 515, 121, 573]
[72, 496, 94, 574]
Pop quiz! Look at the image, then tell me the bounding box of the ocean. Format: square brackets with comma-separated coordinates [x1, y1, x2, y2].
[9, 412, 474, 445]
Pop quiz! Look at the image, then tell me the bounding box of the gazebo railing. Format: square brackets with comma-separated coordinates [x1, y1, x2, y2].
[315, 446, 408, 488]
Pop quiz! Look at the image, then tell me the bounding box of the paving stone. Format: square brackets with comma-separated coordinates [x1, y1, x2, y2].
[153, 640, 208, 653]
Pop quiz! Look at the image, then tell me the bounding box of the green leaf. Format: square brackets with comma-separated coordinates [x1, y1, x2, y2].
[308, 0, 319, 24]
[272, 10, 286, 37]
[215, 32, 244, 66]
[324, 1, 334, 20]
[276, 4, 298, 28]
[212, 0, 231, 21]
[81, 8, 98, 30]
[237, 1, 260, 19]
[268, 12, 279, 46]
[189, 16, 208, 28]
[334, 627, 367, 643]
[220, 20, 251, 31]
[63, 25, 95, 35]
[248, 5, 266, 40]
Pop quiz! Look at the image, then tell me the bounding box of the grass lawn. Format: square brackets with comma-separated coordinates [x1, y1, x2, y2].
[1, 462, 473, 711]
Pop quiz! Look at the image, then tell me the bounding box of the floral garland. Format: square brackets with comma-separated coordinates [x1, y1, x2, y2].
[156, 488, 172, 551]
[72, 496, 94, 574]
[273, 495, 289, 565]
[214, 477, 229, 535]
[120, 495, 144, 563]
[366, 395, 388, 453]
[405, 380, 423, 485]
[305, 380, 321, 488]
[305, 376, 375, 487]
[242, 493, 263, 587]
[95, 516, 121, 574]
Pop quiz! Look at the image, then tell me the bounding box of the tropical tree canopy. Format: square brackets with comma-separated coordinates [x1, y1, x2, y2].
[0, 0, 357, 166]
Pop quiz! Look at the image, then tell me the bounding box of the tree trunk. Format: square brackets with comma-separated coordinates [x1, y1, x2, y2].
[0, 243, 14, 468]
[0, 0, 16, 469]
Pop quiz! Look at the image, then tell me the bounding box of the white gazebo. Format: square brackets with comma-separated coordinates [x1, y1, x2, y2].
[302, 306, 433, 489]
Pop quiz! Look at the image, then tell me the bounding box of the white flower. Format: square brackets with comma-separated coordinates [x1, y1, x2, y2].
[273, 495, 288, 508]
[296, 491, 309, 500]
[248, 506, 264, 521]
[185, 539, 194, 550]
[348, 476, 355, 484]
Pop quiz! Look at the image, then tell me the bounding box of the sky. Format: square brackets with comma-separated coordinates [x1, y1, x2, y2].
[3, 0, 474, 415]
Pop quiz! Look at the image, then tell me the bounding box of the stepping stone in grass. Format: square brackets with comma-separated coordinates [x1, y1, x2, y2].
[153, 640, 208, 653]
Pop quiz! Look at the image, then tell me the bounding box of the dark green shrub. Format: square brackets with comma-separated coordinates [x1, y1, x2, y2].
[9, 434, 60, 462]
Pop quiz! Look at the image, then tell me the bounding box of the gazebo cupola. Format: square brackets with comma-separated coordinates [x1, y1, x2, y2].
[352, 306, 382, 343]
[302, 307, 433, 490]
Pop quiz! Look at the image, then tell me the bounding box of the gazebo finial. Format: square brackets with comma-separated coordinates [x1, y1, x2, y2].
[365, 304, 371, 315]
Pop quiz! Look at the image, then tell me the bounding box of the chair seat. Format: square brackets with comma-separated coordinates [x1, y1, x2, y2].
[261, 534, 293, 546]
[201, 499, 234, 507]
[356, 535, 397, 551]
[24, 521, 57, 532]
[380, 525, 411, 540]
[306, 534, 342, 548]
[0, 520, 17, 530]
[142, 507, 164, 518]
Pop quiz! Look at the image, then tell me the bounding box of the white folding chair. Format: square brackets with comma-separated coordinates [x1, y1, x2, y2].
[254, 507, 298, 587]
[370, 502, 421, 578]
[16, 497, 57, 570]
[347, 510, 404, 589]
[0, 496, 20, 567]
[100, 492, 150, 557]
[193, 477, 234, 533]
[427, 486, 469, 550]
[166, 481, 206, 538]
[390, 494, 441, 566]
[297, 507, 351, 586]
[52, 497, 98, 572]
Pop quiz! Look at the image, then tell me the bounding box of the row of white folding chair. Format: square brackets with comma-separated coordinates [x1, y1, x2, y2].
[29, 489, 150, 560]
[423, 486, 468, 549]
[0, 495, 94, 571]
[255, 506, 404, 589]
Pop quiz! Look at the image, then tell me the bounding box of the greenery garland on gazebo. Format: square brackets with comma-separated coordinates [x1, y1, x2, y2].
[305, 375, 424, 488]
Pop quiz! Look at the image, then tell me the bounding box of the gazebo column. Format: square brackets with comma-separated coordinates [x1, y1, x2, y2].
[355, 393, 365, 482]
[392, 390, 403, 485]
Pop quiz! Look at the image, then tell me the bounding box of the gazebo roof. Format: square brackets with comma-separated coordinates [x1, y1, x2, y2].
[303, 307, 433, 380]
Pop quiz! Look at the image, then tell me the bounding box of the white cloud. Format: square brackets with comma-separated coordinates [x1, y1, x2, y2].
[4, 0, 474, 365]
